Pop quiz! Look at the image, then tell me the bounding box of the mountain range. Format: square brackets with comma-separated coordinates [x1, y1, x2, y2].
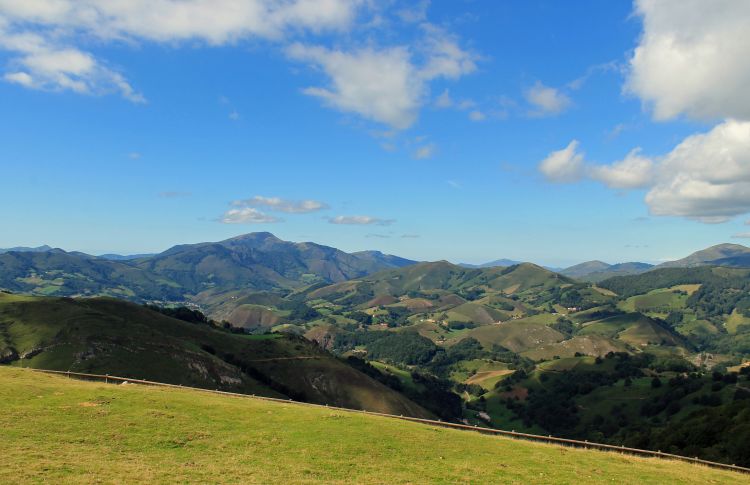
[2, 236, 750, 305]
[0, 232, 417, 302]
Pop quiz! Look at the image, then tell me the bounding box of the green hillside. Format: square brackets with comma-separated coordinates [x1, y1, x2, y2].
[0, 293, 426, 417]
[0, 367, 744, 484]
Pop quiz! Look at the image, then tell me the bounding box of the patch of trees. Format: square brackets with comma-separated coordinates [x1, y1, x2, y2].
[408, 372, 464, 420]
[344, 356, 463, 421]
[687, 277, 750, 319]
[637, 396, 750, 466]
[345, 356, 402, 391]
[446, 321, 477, 330]
[146, 305, 212, 325]
[458, 288, 485, 301]
[366, 332, 439, 365]
[598, 267, 715, 298]
[347, 311, 372, 325]
[550, 317, 574, 337]
[278, 301, 320, 322]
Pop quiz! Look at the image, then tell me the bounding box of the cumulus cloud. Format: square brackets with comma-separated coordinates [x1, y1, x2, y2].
[589, 148, 654, 189]
[329, 215, 394, 225]
[288, 25, 476, 129]
[538, 140, 585, 183]
[645, 120, 750, 222]
[627, 0, 750, 121]
[0, 0, 362, 100]
[539, 121, 750, 223]
[288, 43, 422, 129]
[235, 195, 328, 213]
[524, 81, 572, 116]
[221, 207, 281, 224]
[0, 28, 144, 101]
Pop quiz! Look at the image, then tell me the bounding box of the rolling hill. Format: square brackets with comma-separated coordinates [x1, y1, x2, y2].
[0, 367, 744, 484]
[0, 292, 427, 417]
[562, 261, 654, 282]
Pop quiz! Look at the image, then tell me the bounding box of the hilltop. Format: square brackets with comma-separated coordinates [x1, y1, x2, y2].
[0, 367, 744, 484]
[657, 243, 750, 269]
[561, 261, 654, 282]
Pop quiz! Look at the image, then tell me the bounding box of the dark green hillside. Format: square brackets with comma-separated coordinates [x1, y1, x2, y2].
[489, 352, 750, 466]
[0, 293, 427, 417]
[0, 250, 183, 300]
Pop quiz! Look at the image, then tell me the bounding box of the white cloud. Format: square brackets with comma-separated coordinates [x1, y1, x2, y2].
[329, 215, 394, 225]
[0, 0, 362, 100]
[524, 81, 571, 116]
[540, 121, 750, 223]
[434, 88, 453, 108]
[468, 110, 485, 122]
[627, 0, 750, 121]
[396, 0, 430, 23]
[645, 120, 750, 222]
[0, 28, 145, 101]
[288, 43, 422, 129]
[235, 195, 328, 213]
[418, 24, 477, 81]
[413, 143, 435, 159]
[287, 25, 476, 129]
[221, 207, 281, 224]
[538, 140, 584, 183]
[732, 233, 750, 239]
[589, 148, 654, 189]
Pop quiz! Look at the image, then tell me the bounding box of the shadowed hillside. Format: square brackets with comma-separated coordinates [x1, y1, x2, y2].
[0, 292, 427, 417]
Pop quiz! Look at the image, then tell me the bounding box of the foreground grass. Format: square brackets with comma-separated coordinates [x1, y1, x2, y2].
[0, 367, 746, 484]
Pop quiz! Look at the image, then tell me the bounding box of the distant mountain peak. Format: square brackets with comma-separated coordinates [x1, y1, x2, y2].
[658, 243, 750, 268]
[459, 258, 521, 269]
[223, 232, 282, 243]
[0, 245, 54, 254]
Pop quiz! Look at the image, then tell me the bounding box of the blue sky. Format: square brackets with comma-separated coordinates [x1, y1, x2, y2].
[1, 0, 750, 266]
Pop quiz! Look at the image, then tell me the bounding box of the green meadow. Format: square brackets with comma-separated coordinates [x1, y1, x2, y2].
[0, 367, 746, 484]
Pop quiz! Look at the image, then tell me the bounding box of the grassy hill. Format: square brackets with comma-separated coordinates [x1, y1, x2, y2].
[0, 367, 745, 484]
[0, 293, 427, 417]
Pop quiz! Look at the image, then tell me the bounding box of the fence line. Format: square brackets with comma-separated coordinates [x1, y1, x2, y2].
[24, 367, 750, 475]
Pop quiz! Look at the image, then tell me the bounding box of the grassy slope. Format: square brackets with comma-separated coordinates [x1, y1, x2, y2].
[0, 368, 745, 485]
[0, 293, 427, 417]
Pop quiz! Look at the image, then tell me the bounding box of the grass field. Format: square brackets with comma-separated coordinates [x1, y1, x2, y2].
[1, 367, 746, 484]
